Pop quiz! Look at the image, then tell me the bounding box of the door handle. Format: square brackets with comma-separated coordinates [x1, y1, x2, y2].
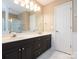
[22, 48, 25, 50]
[56, 30, 59, 32]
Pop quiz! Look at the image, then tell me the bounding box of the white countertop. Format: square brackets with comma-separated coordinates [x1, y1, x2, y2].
[2, 32, 52, 44]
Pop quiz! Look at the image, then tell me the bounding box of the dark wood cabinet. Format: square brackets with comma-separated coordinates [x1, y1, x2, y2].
[21, 47, 32, 59]
[2, 39, 33, 59]
[3, 47, 21, 59]
[2, 34, 51, 59]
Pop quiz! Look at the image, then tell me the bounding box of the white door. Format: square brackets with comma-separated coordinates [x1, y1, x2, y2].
[54, 1, 72, 54]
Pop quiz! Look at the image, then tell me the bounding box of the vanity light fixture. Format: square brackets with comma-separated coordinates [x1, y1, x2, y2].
[14, 0, 19, 4]
[14, 0, 41, 12]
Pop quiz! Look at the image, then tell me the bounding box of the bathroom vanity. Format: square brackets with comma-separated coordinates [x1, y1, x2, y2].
[2, 0, 51, 59]
[2, 34, 51, 59]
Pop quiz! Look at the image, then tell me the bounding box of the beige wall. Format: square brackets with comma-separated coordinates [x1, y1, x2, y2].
[36, 11, 44, 32]
[43, 5, 53, 32]
[18, 11, 30, 31]
[43, 0, 73, 32]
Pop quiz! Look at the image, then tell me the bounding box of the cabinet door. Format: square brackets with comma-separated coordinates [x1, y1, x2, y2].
[22, 47, 32, 59]
[32, 49, 42, 59]
[46, 37, 51, 49]
[32, 38, 41, 51]
[3, 48, 21, 59]
[41, 39, 47, 52]
[41, 35, 51, 52]
[21, 43, 32, 59]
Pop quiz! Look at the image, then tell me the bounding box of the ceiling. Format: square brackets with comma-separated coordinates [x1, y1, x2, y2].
[36, 0, 55, 6]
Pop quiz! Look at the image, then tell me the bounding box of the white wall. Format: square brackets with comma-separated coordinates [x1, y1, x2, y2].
[71, 32, 77, 59]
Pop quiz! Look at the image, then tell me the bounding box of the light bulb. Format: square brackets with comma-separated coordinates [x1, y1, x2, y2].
[14, 0, 19, 4]
[37, 6, 41, 11]
[26, 4, 29, 9]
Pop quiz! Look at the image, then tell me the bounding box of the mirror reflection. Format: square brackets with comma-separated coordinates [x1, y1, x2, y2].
[2, 0, 43, 35]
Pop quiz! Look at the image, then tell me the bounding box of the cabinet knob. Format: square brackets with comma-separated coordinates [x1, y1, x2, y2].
[22, 48, 25, 50]
[19, 49, 21, 51]
[56, 30, 59, 32]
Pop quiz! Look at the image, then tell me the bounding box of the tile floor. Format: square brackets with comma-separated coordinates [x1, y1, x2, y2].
[37, 48, 73, 59]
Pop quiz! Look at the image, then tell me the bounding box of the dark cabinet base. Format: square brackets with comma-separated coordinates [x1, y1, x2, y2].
[3, 34, 51, 59]
[3, 47, 21, 59]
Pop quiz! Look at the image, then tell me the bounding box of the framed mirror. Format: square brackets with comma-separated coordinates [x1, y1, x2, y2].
[2, 0, 43, 35]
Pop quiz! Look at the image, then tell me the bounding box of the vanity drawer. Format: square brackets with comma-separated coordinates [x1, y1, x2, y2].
[32, 43, 41, 51]
[32, 38, 41, 50]
[3, 42, 19, 51]
[32, 49, 42, 58]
